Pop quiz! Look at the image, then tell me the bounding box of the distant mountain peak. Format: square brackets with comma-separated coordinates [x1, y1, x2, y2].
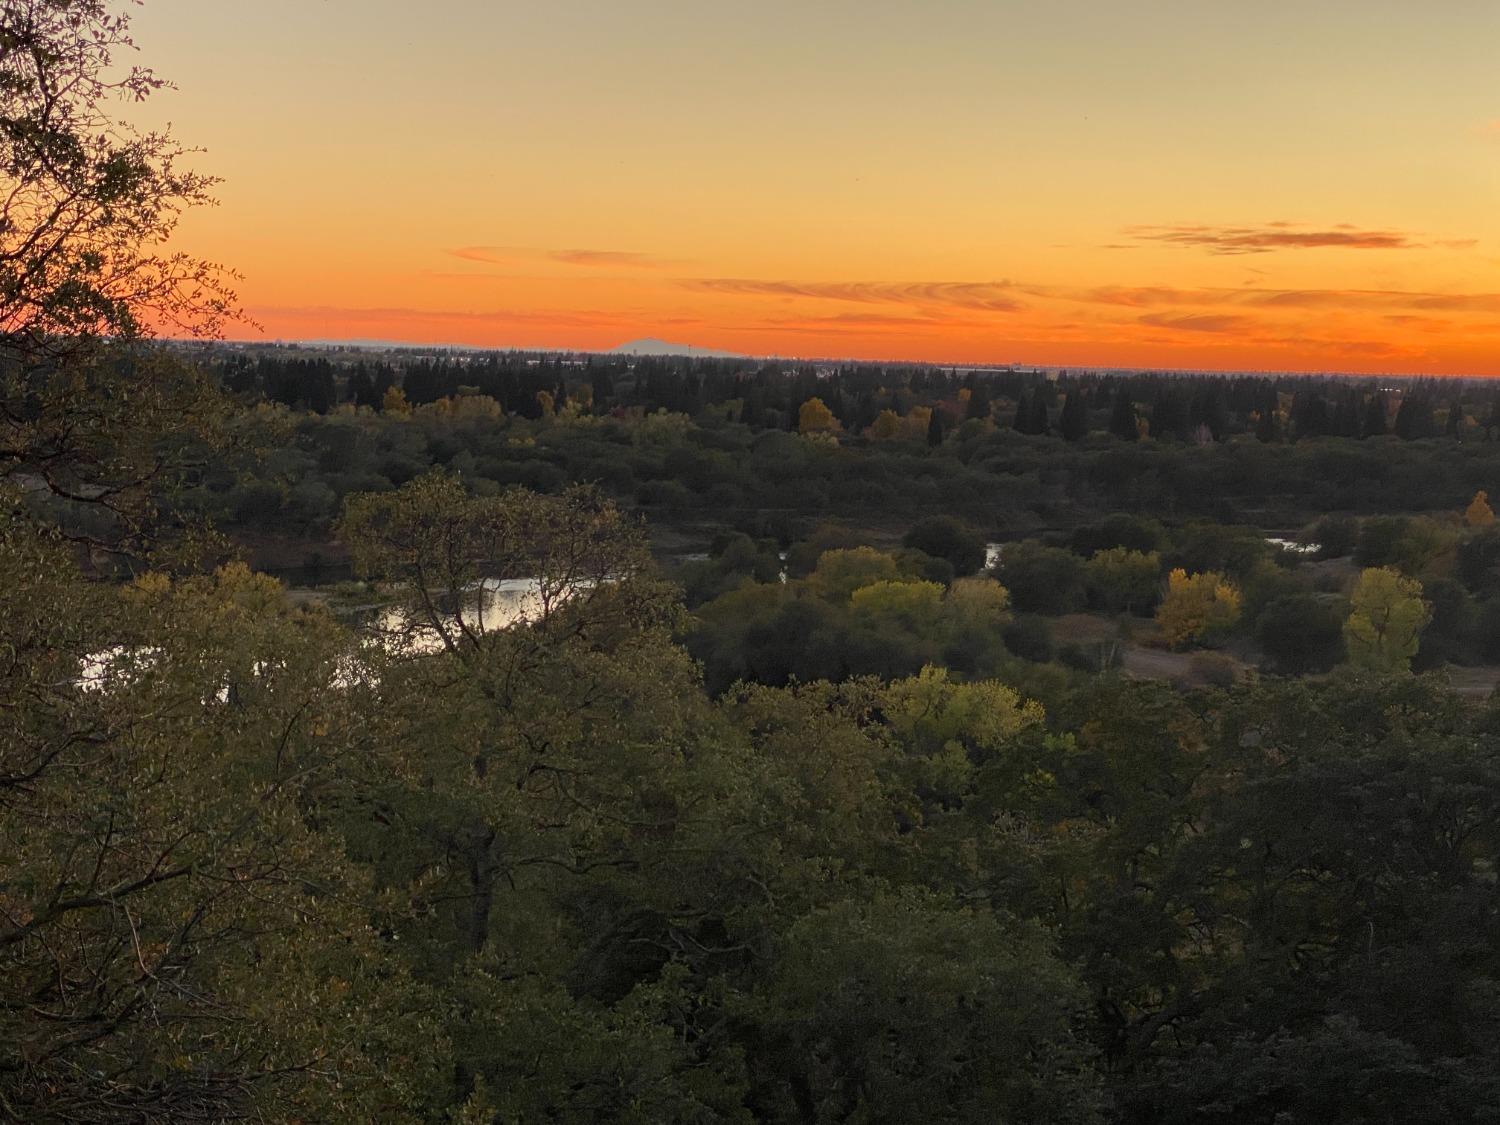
[607, 337, 743, 359]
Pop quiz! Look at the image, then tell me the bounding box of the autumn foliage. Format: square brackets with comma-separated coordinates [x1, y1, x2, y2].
[1155, 567, 1242, 648]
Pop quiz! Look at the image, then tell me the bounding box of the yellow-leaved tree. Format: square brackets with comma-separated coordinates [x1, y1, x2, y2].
[808, 545, 901, 601]
[1465, 490, 1495, 527]
[798, 395, 840, 434]
[382, 384, 412, 415]
[868, 408, 902, 440]
[1343, 566, 1431, 673]
[850, 579, 947, 629]
[881, 665, 1044, 805]
[1155, 568, 1241, 648]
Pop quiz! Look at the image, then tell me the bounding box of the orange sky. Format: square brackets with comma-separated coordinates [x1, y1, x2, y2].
[133, 1, 1500, 373]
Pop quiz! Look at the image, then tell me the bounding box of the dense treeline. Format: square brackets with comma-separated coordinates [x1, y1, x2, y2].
[177, 345, 1500, 562]
[205, 343, 1500, 445]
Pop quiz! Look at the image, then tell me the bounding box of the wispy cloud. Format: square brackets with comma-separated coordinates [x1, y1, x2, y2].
[447, 246, 682, 269]
[1123, 222, 1436, 254]
[673, 273, 1500, 365]
[682, 278, 1024, 312]
[1138, 312, 1253, 334]
[248, 304, 629, 330]
[1382, 314, 1457, 332]
[736, 311, 975, 334]
[550, 249, 681, 268]
[1243, 288, 1500, 312]
[448, 246, 518, 264]
[1053, 284, 1500, 314]
[1060, 285, 1213, 308]
[277, 264, 1500, 371]
[793, 312, 958, 327]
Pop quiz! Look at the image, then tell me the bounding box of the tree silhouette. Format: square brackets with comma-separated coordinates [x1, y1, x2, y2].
[1109, 387, 1138, 441]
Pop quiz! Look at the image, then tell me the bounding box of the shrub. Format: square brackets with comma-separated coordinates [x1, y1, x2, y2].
[997, 541, 1087, 615]
[1003, 616, 1054, 663]
[1256, 593, 1344, 674]
[1309, 514, 1359, 558]
[903, 516, 987, 576]
[1086, 548, 1162, 614]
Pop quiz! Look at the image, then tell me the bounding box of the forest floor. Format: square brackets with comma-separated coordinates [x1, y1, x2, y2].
[1052, 610, 1500, 698]
[1054, 612, 1255, 688]
[1439, 665, 1500, 699]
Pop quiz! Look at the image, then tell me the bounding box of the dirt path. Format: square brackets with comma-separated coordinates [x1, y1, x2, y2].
[1438, 666, 1500, 700]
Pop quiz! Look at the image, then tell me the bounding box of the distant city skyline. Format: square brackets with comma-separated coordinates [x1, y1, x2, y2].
[136, 0, 1500, 374]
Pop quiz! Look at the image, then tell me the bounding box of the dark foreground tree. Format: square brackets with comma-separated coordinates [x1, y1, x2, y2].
[0, 0, 238, 538]
[0, 5, 446, 1119]
[0, 512, 445, 1122]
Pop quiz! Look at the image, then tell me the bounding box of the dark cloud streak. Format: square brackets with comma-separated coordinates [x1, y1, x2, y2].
[1125, 223, 1440, 254]
[447, 246, 681, 269]
[1138, 313, 1253, 334]
[681, 278, 1024, 312]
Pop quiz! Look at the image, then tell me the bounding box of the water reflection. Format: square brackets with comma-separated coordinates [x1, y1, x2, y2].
[372, 577, 584, 656]
[78, 645, 162, 693]
[981, 539, 1315, 569]
[77, 577, 583, 695]
[1266, 537, 1320, 556]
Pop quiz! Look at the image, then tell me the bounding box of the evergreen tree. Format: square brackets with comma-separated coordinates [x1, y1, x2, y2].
[829, 387, 848, 423]
[305, 361, 335, 414]
[927, 409, 944, 446]
[1012, 389, 1033, 433]
[1255, 405, 1280, 443]
[1028, 392, 1050, 435]
[1330, 389, 1361, 438]
[1109, 388, 1138, 440]
[226, 362, 260, 398]
[348, 365, 378, 409]
[1393, 394, 1434, 440]
[1189, 385, 1228, 440]
[1291, 390, 1330, 439]
[1446, 399, 1464, 439]
[1059, 390, 1088, 441]
[1363, 392, 1388, 438]
[1151, 391, 1187, 442]
[965, 383, 991, 421]
[1483, 400, 1500, 441]
[590, 366, 614, 410]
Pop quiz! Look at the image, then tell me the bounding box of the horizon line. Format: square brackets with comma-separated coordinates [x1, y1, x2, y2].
[170, 334, 1500, 383]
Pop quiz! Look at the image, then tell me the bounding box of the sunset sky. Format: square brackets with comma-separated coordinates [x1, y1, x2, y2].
[135, 1, 1500, 373]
